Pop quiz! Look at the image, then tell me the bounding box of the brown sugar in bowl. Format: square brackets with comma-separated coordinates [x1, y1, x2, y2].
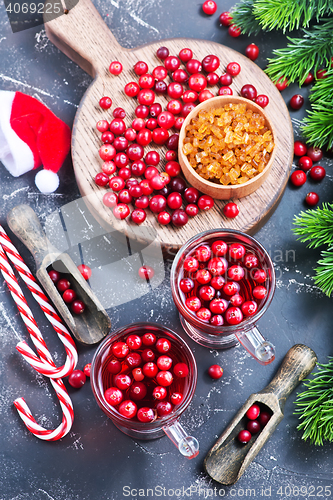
[178, 96, 277, 200]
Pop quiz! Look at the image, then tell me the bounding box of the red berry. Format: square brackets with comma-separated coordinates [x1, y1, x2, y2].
[185, 204, 199, 217]
[156, 338, 172, 353]
[225, 307, 243, 325]
[170, 392, 183, 405]
[258, 411, 271, 426]
[252, 285, 267, 300]
[211, 240, 228, 256]
[228, 24, 241, 37]
[247, 420, 261, 434]
[104, 387, 123, 406]
[131, 208, 146, 224]
[305, 191, 319, 206]
[156, 46, 169, 60]
[132, 368, 144, 382]
[210, 298, 228, 314]
[109, 118, 126, 135]
[126, 352, 142, 368]
[198, 195, 214, 211]
[186, 59, 202, 75]
[206, 72, 219, 85]
[172, 209, 188, 227]
[290, 94, 304, 110]
[156, 370, 173, 387]
[115, 373, 132, 390]
[196, 307, 212, 322]
[219, 73, 232, 86]
[208, 257, 228, 276]
[137, 89, 155, 106]
[124, 128, 137, 141]
[118, 400, 137, 419]
[253, 269, 266, 283]
[94, 172, 109, 187]
[199, 285, 215, 302]
[229, 293, 244, 306]
[149, 194, 167, 213]
[167, 99, 183, 115]
[99, 144, 116, 161]
[219, 11, 232, 26]
[152, 127, 169, 145]
[185, 296, 201, 312]
[99, 96, 112, 109]
[210, 314, 224, 326]
[109, 176, 125, 191]
[244, 253, 258, 269]
[202, 55, 220, 73]
[107, 359, 121, 374]
[173, 362, 189, 378]
[298, 156, 313, 171]
[202, 0, 217, 15]
[229, 243, 246, 260]
[228, 265, 245, 281]
[113, 203, 130, 220]
[167, 82, 184, 99]
[183, 256, 199, 273]
[113, 107, 126, 119]
[208, 364, 223, 379]
[153, 386, 167, 400]
[245, 43, 259, 61]
[57, 278, 71, 293]
[63, 289, 76, 303]
[164, 56, 181, 72]
[109, 61, 123, 75]
[226, 62, 241, 77]
[139, 73, 155, 89]
[211, 276, 225, 289]
[134, 61, 148, 75]
[68, 369, 86, 388]
[255, 95, 269, 108]
[138, 265, 154, 280]
[218, 86, 233, 96]
[103, 192, 118, 208]
[129, 382, 147, 401]
[196, 245, 212, 262]
[158, 211, 171, 225]
[223, 202, 239, 218]
[156, 401, 173, 417]
[199, 89, 214, 102]
[307, 146, 323, 162]
[238, 430, 252, 444]
[137, 407, 156, 423]
[172, 69, 188, 84]
[241, 84, 257, 100]
[275, 76, 288, 91]
[142, 333, 156, 346]
[294, 141, 307, 156]
[303, 72, 314, 85]
[246, 404, 260, 420]
[48, 270, 60, 283]
[157, 111, 175, 129]
[241, 300, 258, 316]
[83, 363, 91, 377]
[195, 268, 212, 284]
[309, 165, 326, 181]
[179, 48, 193, 62]
[167, 192, 182, 210]
[316, 69, 327, 79]
[71, 299, 85, 315]
[290, 170, 307, 187]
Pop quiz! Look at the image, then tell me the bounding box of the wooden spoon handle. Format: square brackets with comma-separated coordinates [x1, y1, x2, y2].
[7, 205, 58, 269]
[43, 0, 124, 77]
[260, 344, 317, 407]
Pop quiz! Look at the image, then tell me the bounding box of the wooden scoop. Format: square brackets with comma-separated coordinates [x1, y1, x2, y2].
[43, 0, 293, 248]
[204, 344, 317, 485]
[7, 204, 111, 345]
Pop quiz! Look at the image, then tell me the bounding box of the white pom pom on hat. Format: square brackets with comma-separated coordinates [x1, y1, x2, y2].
[0, 91, 71, 193]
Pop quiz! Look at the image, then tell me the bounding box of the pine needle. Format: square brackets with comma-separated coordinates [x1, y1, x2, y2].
[314, 251, 333, 297]
[265, 18, 333, 85]
[230, 0, 262, 36]
[301, 104, 333, 150]
[295, 359, 333, 445]
[293, 204, 333, 249]
[253, 0, 315, 33]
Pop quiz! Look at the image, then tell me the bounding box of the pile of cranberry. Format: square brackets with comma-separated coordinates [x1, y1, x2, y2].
[48, 264, 91, 315]
[290, 141, 325, 206]
[103, 332, 189, 422]
[179, 239, 268, 326]
[237, 403, 272, 444]
[95, 44, 271, 225]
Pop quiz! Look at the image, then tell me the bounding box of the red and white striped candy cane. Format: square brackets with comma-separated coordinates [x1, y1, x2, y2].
[0, 227, 78, 378]
[14, 377, 74, 441]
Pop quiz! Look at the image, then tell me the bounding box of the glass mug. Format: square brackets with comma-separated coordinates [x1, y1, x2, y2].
[170, 229, 276, 365]
[90, 322, 199, 459]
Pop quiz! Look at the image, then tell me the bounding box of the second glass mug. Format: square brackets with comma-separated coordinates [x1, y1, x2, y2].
[170, 229, 276, 365]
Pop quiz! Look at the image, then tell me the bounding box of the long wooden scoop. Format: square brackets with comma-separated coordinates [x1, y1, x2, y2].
[204, 344, 317, 485]
[7, 204, 111, 345]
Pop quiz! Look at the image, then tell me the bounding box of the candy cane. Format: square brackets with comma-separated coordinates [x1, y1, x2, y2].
[0, 227, 78, 378]
[14, 377, 74, 441]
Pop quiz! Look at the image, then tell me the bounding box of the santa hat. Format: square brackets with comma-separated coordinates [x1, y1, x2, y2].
[0, 91, 71, 193]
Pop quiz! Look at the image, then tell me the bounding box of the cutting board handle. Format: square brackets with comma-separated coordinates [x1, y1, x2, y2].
[260, 344, 317, 408]
[7, 205, 59, 269]
[43, 0, 124, 77]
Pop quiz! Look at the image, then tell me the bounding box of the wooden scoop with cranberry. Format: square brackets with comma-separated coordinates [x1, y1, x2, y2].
[43, 0, 293, 248]
[7, 204, 111, 345]
[204, 344, 317, 485]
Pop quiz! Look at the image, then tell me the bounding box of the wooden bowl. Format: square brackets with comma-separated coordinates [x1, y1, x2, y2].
[178, 96, 277, 200]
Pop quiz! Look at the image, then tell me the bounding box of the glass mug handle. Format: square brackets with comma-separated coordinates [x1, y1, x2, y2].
[235, 326, 275, 365]
[163, 420, 199, 459]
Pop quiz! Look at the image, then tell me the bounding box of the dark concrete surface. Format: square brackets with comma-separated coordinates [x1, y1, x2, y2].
[0, 1, 332, 499]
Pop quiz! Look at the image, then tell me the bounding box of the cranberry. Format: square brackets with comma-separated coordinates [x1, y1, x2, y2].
[174, 117, 185, 130]
[156, 401, 173, 417]
[158, 211, 171, 225]
[156, 370, 173, 387]
[99, 144, 116, 161]
[185, 296, 201, 312]
[275, 76, 289, 91]
[142, 362, 158, 378]
[104, 387, 123, 406]
[246, 404, 260, 420]
[126, 353, 142, 368]
[185, 204, 199, 217]
[199, 89, 214, 102]
[305, 191, 319, 206]
[303, 72, 314, 85]
[68, 369, 86, 388]
[166, 134, 179, 151]
[245, 43, 259, 61]
[255, 95, 269, 108]
[210, 314, 224, 326]
[307, 146, 323, 162]
[130, 161, 146, 177]
[170, 176, 187, 193]
[206, 72, 219, 85]
[198, 195, 214, 210]
[223, 202, 239, 218]
[127, 336, 142, 353]
[141, 349, 155, 362]
[182, 90, 198, 103]
[181, 103, 196, 117]
[94, 172, 109, 187]
[119, 400, 137, 419]
[71, 300, 85, 315]
[153, 386, 167, 400]
[199, 285, 215, 301]
[109, 60, 122, 75]
[154, 80, 167, 96]
[225, 306, 243, 325]
[183, 256, 199, 273]
[138, 265, 154, 280]
[128, 184, 143, 198]
[118, 168, 132, 182]
[113, 107, 126, 119]
[309, 165, 325, 181]
[218, 86, 233, 96]
[183, 187, 199, 204]
[150, 174, 165, 191]
[173, 362, 189, 378]
[229, 293, 244, 306]
[294, 141, 307, 156]
[109, 176, 125, 192]
[258, 411, 271, 426]
[99, 96, 112, 109]
[241, 84, 257, 100]
[242, 300, 258, 316]
[196, 307, 212, 322]
[219, 73, 232, 86]
[103, 192, 118, 208]
[107, 359, 122, 374]
[212, 240, 228, 256]
[252, 285, 267, 300]
[124, 82, 140, 97]
[137, 89, 155, 106]
[253, 269, 266, 283]
[135, 194, 150, 208]
[219, 11, 232, 26]
[129, 382, 147, 401]
[208, 257, 228, 276]
[167, 82, 184, 99]
[290, 170, 307, 186]
[131, 208, 146, 224]
[139, 73, 155, 89]
[172, 209, 188, 227]
[57, 278, 71, 293]
[157, 111, 175, 130]
[196, 245, 212, 262]
[298, 156, 313, 171]
[137, 407, 156, 423]
[170, 392, 183, 405]
[228, 24, 241, 37]
[316, 69, 327, 79]
[83, 363, 91, 377]
[238, 429, 252, 444]
[149, 103, 162, 117]
[179, 48, 193, 62]
[228, 265, 245, 281]
[146, 118, 158, 130]
[113, 203, 130, 220]
[210, 299, 228, 314]
[244, 253, 258, 269]
[155, 338, 171, 354]
[164, 55, 181, 71]
[156, 355, 173, 371]
[247, 420, 261, 434]
[290, 94, 304, 110]
[167, 192, 182, 210]
[211, 276, 225, 289]
[48, 269, 60, 283]
[172, 69, 188, 84]
[229, 243, 246, 260]
[226, 62, 241, 77]
[145, 166, 159, 180]
[134, 61, 149, 75]
[132, 368, 144, 382]
[223, 281, 240, 296]
[208, 364, 223, 379]
[202, 55, 220, 73]
[63, 289, 76, 303]
[124, 128, 137, 141]
[186, 59, 202, 74]
[152, 127, 169, 145]
[156, 46, 169, 60]
[142, 333, 156, 346]
[164, 161, 180, 178]
[202, 0, 217, 15]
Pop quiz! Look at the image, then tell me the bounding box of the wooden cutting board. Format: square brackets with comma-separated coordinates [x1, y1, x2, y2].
[44, 0, 293, 252]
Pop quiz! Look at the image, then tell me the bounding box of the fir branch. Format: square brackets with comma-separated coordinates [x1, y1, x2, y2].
[301, 104, 333, 150]
[230, 0, 262, 36]
[309, 68, 333, 105]
[253, 0, 333, 33]
[314, 250, 333, 296]
[293, 204, 333, 249]
[265, 18, 333, 85]
[295, 359, 333, 445]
